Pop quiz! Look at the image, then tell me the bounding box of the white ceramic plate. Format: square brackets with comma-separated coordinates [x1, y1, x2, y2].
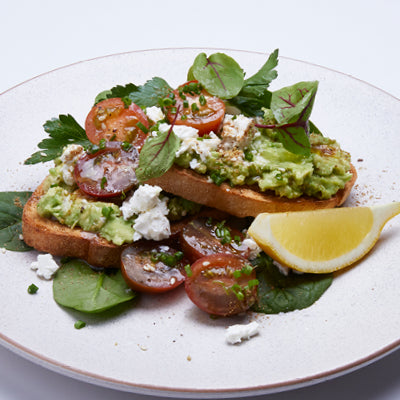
[0, 48, 399, 398]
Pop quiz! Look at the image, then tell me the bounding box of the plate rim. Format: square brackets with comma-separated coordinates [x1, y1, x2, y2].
[1, 47, 399, 398]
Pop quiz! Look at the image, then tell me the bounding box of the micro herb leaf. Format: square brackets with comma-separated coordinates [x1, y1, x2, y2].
[190, 52, 244, 99]
[135, 125, 180, 182]
[228, 49, 279, 116]
[256, 81, 319, 156]
[53, 259, 136, 313]
[24, 115, 91, 165]
[0, 191, 33, 251]
[95, 78, 172, 108]
[129, 77, 172, 108]
[250, 253, 332, 314]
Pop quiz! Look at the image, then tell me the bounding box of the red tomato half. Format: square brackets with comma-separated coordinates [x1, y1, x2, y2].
[121, 242, 186, 293]
[180, 217, 249, 263]
[74, 141, 139, 198]
[165, 81, 225, 136]
[85, 98, 149, 148]
[185, 253, 258, 316]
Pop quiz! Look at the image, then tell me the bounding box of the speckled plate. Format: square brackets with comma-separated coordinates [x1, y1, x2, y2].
[0, 48, 399, 398]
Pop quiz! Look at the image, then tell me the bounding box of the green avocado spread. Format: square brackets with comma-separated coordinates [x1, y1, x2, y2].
[175, 117, 352, 200]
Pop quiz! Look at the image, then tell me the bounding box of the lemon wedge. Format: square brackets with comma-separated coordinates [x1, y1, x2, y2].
[248, 202, 400, 273]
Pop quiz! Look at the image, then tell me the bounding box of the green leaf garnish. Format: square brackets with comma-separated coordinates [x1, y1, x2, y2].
[190, 52, 244, 99]
[0, 191, 33, 251]
[95, 78, 172, 108]
[228, 49, 279, 116]
[251, 253, 332, 314]
[256, 81, 319, 156]
[24, 114, 91, 165]
[135, 126, 180, 182]
[53, 260, 136, 313]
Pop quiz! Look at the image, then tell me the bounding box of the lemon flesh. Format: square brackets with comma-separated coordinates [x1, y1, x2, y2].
[248, 202, 400, 273]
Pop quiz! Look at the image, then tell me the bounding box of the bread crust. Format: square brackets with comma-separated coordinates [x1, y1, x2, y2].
[147, 164, 357, 218]
[22, 182, 127, 268]
[23, 165, 356, 266]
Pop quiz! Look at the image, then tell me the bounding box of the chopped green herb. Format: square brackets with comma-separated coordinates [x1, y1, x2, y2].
[100, 176, 107, 189]
[121, 141, 133, 151]
[184, 264, 192, 277]
[136, 121, 149, 134]
[27, 283, 39, 294]
[74, 320, 86, 329]
[191, 103, 199, 112]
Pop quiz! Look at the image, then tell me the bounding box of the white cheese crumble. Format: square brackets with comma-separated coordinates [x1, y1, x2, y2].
[273, 260, 290, 276]
[31, 254, 60, 280]
[225, 321, 260, 344]
[236, 236, 262, 260]
[120, 184, 170, 241]
[59, 144, 84, 186]
[145, 106, 165, 123]
[158, 123, 221, 163]
[220, 114, 255, 150]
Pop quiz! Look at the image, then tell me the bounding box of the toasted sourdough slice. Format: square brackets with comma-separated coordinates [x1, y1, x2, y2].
[147, 164, 357, 218]
[22, 181, 128, 268]
[22, 180, 227, 268]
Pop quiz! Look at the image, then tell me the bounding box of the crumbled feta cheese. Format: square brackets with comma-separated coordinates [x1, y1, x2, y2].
[220, 114, 255, 150]
[273, 260, 290, 276]
[1, 248, 6, 254]
[59, 144, 84, 186]
[121, 184, 164, 219]
[31, 254, 60, 280]
[121, 184, 170, 241]
[159, 123, 221, 161]
[236, 236, 262, 260]
[225, 321, 259, 344]
[145, 106, 165, 123]
[189, 158, 201, 170]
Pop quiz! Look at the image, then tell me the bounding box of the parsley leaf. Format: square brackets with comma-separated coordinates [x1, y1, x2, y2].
[0, 191, 33, 251]
[94, 78, 171, 108]
[24, 114, 91, 165]
[228, 49, 279, 116]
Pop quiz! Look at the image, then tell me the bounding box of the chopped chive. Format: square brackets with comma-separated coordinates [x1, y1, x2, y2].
[74, 320, 86, 329]
[191, 103, 199, 112]
[183, 100, 189, 108]
[136, 121, 149, 134]
[100, 176, 107, 189]
[121, 141, 133, 151]
[199, 95, 206, 106]
[27, 283, 39, 294]
[184, 264, 192, 277]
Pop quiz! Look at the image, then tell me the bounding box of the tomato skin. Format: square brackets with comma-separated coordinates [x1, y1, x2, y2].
[165, 81, 225, 136]
[185, 253, 257, 316]
[85, 98, 149, 148]
[180, 217, 249, 263]
[73, 141, 139, 198]
[121, 242, 186, 293]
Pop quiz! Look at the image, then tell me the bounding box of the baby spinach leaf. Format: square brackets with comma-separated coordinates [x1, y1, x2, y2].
[190, 52, 244, 99]
[25, 114, 91, 165]
[135, 126, 180, 182]
[251, 253, 332, 314]
[53, 260, 136, 313]
[95, 78, 172, 108]
[0, 191, 33, 251]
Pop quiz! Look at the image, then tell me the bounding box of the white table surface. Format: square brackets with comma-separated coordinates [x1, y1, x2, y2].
[1, 1, 399, 399]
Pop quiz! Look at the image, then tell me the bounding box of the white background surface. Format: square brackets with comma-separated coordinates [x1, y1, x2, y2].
[1, 1, 399, 399]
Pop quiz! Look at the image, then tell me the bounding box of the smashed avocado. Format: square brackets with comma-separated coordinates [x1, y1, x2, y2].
[175, 121, 352, 200]
[38, 187, 134, 245]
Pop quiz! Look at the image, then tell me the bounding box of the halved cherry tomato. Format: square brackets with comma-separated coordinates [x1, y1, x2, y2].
[180, 217, 249, 263]
[85, 98, 149, 148]
[121, 242, 186, 293]
[185, 253, 258, 316]
[74, 141, 139, 198]
[165, 81, 225, 136]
